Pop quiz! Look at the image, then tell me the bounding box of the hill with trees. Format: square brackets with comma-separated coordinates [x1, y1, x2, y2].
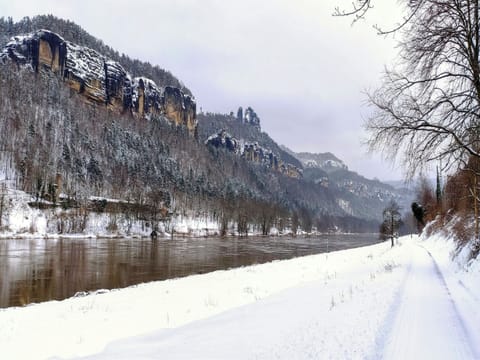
[0, 15, 408, 235]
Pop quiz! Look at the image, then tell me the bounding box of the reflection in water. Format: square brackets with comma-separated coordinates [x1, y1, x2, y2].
[0, 234, 380, 308]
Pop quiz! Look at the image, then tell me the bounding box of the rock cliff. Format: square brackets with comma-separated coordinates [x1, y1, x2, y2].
[206, 130, 302, 178]
[235, 106, 260, 129]
[1, 30, 196, 134]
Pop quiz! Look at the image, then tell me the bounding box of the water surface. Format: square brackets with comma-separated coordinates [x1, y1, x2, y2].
[0, 234, 380, 308]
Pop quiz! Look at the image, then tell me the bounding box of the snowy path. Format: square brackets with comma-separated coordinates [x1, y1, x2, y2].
[1, 236, 479, 360]
[80, 238, 479, 360]
[380, 245, 477, 359]
[77, 240, 409, 360]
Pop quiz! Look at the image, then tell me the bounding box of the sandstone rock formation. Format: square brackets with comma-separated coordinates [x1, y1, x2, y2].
[244, 107, 261, 129]
[1, 30, 197, 135]
[205, 130, 239, 153]
[237, 107, 243, 122]
[234, 106, 260, 129]
[206, 130, 302, 178]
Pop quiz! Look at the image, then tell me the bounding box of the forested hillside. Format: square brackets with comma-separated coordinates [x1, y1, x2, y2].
[197, 111, 302, 169]
[0, 62, 362, 233]
[0, 15, 191, 95]
[199, 111, 409, 223]
[0, 15, 399, 235]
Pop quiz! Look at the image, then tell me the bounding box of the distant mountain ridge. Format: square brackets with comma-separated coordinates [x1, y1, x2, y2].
[280, 146, 348, 173]
[295, 151, 348, 172]
[198, 111, 412, 221]
[286, 148, 414, 216]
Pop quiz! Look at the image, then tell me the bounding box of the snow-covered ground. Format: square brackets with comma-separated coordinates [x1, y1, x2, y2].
[0, 234, 478, 359]
[0, 185, 222, 238]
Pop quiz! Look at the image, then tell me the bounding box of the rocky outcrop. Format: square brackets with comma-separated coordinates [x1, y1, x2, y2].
[237, 107, 243, 122]
[244, 107, 260, 129]
[105, 60, 130, 110]
[65, 41, 106, 103]
[280, 163, 303, 179]
[234, 106, 260, 129]
[164, 86, 197, 134]
[294, 151, 348, 173]
[205, 130, 239, 153]
[1, 30, 197, 135]
[206, 130, 302, 178]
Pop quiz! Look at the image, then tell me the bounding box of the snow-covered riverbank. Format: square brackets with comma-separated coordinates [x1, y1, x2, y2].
[0, 234, 478, 359]
[0, 187, 318, 239]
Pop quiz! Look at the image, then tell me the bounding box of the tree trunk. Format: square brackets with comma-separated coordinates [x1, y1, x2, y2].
[475, 175, 479, 241]
[391, 213, 394, 247]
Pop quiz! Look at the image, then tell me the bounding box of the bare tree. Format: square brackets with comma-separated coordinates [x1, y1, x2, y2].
[381, 200, 402, 246]
[333, 0, 374, 24]
[0, 183, 7, 228]
[338, 1, 480, 178]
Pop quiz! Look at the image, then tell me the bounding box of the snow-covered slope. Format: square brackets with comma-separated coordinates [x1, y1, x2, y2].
[205, 129, 303, 178]
[282, 147, 413, 216]
[289, 150, 348, 173]
[1, 234, 478, 359]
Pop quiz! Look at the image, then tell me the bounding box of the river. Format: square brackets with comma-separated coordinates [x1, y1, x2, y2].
[0, 234, 380, 308]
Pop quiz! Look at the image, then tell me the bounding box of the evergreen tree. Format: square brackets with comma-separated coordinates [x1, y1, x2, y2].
[436, 166, 442, 205]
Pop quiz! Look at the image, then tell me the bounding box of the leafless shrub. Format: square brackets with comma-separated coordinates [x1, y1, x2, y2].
[452, 217, 474, 251]
[106, 215, 118, 232]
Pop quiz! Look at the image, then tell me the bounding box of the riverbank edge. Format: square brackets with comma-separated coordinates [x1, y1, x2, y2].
[0, 230, 380, 240]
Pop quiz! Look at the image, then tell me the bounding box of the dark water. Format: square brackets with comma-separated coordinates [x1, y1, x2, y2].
[0, 234, 380, 308]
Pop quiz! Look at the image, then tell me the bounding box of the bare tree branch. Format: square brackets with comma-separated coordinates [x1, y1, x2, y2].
[348, 0, 480, 179]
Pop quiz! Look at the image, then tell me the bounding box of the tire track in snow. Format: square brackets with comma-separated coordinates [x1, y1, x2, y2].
[379, 245, 476, 359]
[422, 246, 480, 359]
[369, 253, 413, 359]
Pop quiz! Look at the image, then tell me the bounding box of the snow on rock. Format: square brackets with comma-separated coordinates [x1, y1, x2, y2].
[205, 129, 240, 152]
[244, 106, 261, 129]
[324, 158, 347, 170]
[205, 130, 302, 178]
[304, 159, 318, 168]
[65, 42, 106, 103]
[296, 152, 348, 172]
[132, 77, 163, 115]
[1, 29, 197, 135]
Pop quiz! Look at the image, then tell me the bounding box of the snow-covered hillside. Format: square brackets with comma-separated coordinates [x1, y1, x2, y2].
[0, 234, 478, 359]
[293, 151, 348, 172]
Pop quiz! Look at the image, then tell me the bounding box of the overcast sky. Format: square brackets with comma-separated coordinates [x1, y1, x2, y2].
[1, 0, 407, 181]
